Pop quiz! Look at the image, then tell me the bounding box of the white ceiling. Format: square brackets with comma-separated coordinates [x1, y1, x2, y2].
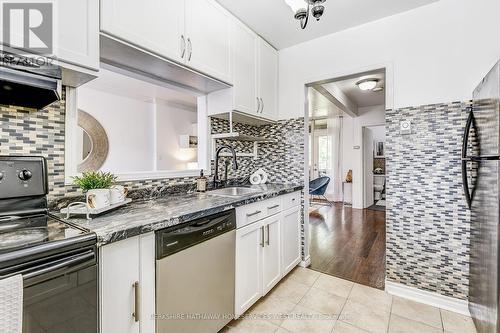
[308, 87, 343, 119]
[322, 70, 386, 108]
[215, 0, 438, 49]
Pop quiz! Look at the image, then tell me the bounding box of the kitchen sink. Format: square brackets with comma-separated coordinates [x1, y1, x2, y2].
[207, 187, 262, 197]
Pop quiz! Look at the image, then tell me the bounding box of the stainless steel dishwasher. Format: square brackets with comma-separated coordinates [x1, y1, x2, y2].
[155, 210, 236, 333]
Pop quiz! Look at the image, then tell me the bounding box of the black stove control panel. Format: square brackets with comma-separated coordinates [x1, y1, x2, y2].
[0, 156, 48, 199]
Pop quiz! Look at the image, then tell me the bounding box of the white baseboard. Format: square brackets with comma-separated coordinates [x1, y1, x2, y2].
[299, 255, 311, 268]
[385, 280, 470, 316]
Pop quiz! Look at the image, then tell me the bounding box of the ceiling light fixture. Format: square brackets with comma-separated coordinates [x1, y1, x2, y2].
[285, 0, 326, 30]
[356, 79, 379, 91]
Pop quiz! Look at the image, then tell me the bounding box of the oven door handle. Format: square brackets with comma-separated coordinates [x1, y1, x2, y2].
[21, 251, 96, 281]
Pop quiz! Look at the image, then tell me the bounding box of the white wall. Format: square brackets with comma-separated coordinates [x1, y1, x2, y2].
[341, 105, 385, 208]
[77, 87, 155, 173]
[155, 101, 198, 171]
[370, 126, 386, 142]
[280, 0, 500, 119]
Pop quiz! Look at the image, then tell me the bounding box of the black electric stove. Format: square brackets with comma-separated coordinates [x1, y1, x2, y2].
[0, 156, 98, 333]
[0, 214, 89, 253]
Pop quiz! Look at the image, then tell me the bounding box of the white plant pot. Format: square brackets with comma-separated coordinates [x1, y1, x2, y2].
[86, 189, 111, 209]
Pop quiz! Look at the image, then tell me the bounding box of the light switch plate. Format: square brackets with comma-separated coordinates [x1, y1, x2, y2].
[400, 121, 411, 134]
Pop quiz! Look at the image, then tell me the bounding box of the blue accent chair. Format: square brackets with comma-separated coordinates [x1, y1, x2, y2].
[309, 176, 331, 202]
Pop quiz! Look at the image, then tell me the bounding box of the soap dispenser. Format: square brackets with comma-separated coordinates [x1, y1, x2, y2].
[196, 170, 207, 192]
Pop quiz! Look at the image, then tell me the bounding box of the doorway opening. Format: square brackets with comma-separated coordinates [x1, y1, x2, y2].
[363, 125, 386, 212]
[305, 68, 387, 289]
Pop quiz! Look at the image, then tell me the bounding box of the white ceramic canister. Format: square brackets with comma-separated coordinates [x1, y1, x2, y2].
[109, 185, 128, 204]
[86, 189, 111, 209]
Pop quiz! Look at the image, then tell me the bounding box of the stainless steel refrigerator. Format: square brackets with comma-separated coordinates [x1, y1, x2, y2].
[463, 60, 500, 333]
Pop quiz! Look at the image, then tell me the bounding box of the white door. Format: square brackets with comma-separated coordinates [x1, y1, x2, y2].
[100, 0, 186, 63]
[57, 0, 99, 70]
[258, 39, 278, 119]
[185, 0, 231, 83]
[281, 206, 301, 275]
[235, 221, 263, 317]
[230, 20, 258, 115]
[262, 215, 282, 294]
[100, 237, 140, 333]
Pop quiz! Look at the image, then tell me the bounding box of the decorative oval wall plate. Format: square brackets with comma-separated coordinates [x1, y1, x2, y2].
[77, 109, 109, 172]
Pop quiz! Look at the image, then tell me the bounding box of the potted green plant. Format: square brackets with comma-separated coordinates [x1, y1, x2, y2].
[73, 171, 117, 209]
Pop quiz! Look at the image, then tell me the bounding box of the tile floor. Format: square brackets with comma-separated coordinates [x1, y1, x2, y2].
[222, 267, 477, 333]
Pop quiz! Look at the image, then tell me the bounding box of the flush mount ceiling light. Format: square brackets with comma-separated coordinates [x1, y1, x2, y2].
[356, 78, 380, 91]
[285, 0, 326, 30]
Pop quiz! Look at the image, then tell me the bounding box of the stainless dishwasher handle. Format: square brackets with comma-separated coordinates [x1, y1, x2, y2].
[247, 210, 261, 217]
[266, 224, 270, 245]
[133, 281, 140, 322]
[260, 226, 265, 247]
[268, 204, 279, 210]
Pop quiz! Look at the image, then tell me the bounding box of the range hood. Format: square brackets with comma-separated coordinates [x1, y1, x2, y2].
[100, 34, 231, 95]
[0, 57, 62, 110]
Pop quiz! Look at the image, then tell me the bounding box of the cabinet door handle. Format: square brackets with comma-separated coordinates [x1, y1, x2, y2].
[266, 224, 270, 245]
[132, 281, 140, 322]
[246, 210, 261, 217]
[268, 204, 280, 210]
[180, 35, 186, 58]
[260, 226, 265, 247]
[187, 38, 192, 61]
[256, 97, 261, 113]
[260, 98, 264, 113]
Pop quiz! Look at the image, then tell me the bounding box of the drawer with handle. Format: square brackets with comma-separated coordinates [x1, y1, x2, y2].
[281, 191, 301, 211]
[236, 197, 281, 228]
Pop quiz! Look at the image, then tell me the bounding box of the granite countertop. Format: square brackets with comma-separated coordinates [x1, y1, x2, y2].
[55, 183, 303, 246]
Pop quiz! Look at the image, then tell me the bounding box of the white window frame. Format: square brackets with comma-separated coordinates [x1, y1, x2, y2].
[64, 87, 211, 184]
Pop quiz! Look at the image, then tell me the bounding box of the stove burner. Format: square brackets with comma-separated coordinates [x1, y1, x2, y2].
[0, 227, 48, 250]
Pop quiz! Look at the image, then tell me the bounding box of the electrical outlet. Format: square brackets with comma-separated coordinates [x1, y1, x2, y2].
[400, 121, 411, 134]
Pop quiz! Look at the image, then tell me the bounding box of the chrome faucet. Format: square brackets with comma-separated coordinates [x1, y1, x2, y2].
[214, 145, 238, 188]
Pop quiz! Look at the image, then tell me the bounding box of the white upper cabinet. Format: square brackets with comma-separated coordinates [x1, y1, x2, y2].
[100, 0, 185, 63]
[208, 29, 278, 121]
[56, 0, 99, 70]
[257, 39, 278, 119]
[100, 0, 231, 83]
[230, 20, 258, 115]
[185, 0, 231, 83]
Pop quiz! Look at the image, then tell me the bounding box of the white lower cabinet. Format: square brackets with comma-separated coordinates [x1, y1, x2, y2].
[281, 205, 302, 276]
[235, 191, 301, 317]
[100, 233, 155, 333]
[262, 215, 282, 294]
[235, 220, 263, 317]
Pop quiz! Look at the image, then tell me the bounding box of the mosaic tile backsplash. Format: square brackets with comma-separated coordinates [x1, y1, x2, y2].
[211, 117, 305, 184]
[0, 94, 305, 203]
[1, 90, 473, 300]
[385, 101, 471, 300]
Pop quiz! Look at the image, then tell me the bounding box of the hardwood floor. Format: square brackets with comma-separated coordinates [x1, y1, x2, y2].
[308, 202, 386, 289]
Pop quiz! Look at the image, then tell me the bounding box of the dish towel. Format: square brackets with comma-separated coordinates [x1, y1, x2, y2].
[0, 275, 23, 333]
